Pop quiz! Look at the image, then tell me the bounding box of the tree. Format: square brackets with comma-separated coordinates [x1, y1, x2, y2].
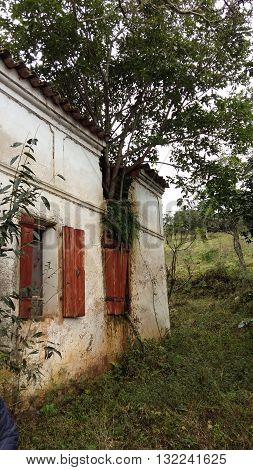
[196, 155, 250, 270]
[239, 155, 253, 240]
[1, 1, 253, 200]
[164, 208, 204, 300]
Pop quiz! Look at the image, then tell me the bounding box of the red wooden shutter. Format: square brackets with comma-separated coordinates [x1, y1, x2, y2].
[105, 247, 129, 315]
[63, 226, 85, 317]
[19, 215, 34, 318]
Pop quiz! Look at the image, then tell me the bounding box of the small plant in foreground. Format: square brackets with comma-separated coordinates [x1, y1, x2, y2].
[0, 139, 60, 412]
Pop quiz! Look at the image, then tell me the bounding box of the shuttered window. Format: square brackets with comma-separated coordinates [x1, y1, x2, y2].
[63, 226, 85, 318]
[104, 247, 129, 315]
[19, 214, 43, 318]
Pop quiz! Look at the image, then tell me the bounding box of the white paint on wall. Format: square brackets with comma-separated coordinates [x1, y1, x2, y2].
[130, 180, 170, 338]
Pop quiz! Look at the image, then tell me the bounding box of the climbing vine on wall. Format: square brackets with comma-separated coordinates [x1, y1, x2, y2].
[103, 199, 140, 247]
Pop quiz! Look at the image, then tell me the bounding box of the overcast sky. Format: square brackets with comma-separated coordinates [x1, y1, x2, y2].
[157, 147, 182, 215]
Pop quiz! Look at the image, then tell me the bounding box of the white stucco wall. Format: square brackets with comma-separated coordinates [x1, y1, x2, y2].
[130, 176, 170, 338]
[0, 59, 169, 389]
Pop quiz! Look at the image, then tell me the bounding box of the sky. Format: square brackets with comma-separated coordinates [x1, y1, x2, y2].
[157, 147, 182, 215]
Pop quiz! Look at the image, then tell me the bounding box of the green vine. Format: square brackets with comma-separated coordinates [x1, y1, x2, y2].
[122, 312, 144, 352]
[103, 199, 140, 247]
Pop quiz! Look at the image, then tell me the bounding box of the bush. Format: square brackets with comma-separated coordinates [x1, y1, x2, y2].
[189, 263, 253, 297]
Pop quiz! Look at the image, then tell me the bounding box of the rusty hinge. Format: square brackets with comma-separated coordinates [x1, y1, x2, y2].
[105, 296, 125, 302]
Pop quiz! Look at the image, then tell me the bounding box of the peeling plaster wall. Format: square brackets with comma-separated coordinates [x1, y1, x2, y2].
[130, 178, 170, 338]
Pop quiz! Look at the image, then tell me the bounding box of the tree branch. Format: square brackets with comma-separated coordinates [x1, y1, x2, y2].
[159, 1, 218, 24]
[108, 90, 148, 198]
[76, 74, 99, 125]
[118, 0, 127, 19]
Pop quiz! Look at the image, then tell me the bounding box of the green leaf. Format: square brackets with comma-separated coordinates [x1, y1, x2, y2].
[44, 345, 62, 359]
[10, 142, 22, 148]
[13, 178, 21, 189]
[56, 174, 66, 181]
[2, 296, 15, 310]
[32, 331, 44, 338]
[19, 287, 31, 299]
[41, 196, 50, 210]
[14, 249, 23, 256]
[24, 145, 34, 152]
[24, 152, 36, 161]
[33, 230, 41, 240]
[27, 138, 38, 145]
[0, 185, 12, 194]
[10, 155, 20, 165]
[21, 164, 35, 174]
[40, 403, 57, 414]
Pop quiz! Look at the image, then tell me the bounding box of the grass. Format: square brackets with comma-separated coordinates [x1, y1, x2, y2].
[169, 231, 253, 280]
[18, 233, 253, 450]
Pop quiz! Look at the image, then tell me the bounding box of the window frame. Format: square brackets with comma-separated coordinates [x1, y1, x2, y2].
[19, 213, 56, 319]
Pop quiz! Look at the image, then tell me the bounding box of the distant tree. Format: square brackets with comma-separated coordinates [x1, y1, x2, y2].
[197, 156, 251, 270]
[240, 156, 253, 241]
[1, 1, 253, 200]
[164, 208, 204, 300]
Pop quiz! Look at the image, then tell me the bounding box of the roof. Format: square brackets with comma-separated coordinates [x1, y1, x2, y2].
[140, 164, 168, 189]
[130, 163, 168, 190]
[0, 49, 106, 141]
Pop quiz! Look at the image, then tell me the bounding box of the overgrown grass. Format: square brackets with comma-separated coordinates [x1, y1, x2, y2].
[167, 232, 253, 280]
[19, 233, 253, 449]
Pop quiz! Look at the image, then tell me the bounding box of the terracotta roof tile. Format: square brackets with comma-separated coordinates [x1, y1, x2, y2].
[130, 163, 168, 190]
[0, 49, 106, 141]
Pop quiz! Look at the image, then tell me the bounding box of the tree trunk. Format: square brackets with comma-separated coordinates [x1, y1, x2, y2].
[167, 249, 177, 302]
[232, 228, 247, 271]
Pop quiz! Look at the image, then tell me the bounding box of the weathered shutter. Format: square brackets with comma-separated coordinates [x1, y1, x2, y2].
[105, 247, 129, 315]
[63, 226, 85, 317]
[19, 215, 34, 318]
[74, 229, 85, 317]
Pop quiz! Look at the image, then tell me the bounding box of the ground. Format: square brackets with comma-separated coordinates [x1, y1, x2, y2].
[19, 233, 253, 449]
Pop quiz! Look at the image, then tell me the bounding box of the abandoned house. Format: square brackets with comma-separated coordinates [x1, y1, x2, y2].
[0, 50, 170, 386]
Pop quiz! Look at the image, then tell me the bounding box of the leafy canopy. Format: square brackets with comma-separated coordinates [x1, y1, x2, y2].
[195, 154, 253, 236]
